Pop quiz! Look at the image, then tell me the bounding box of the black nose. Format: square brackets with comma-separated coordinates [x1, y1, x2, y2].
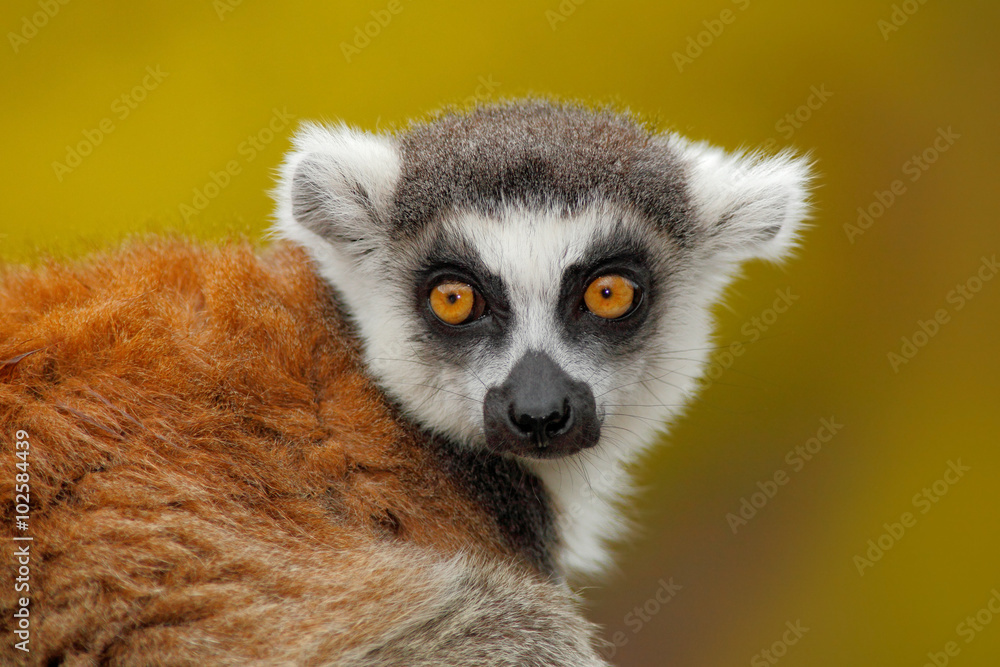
[509, 397, 573, 442]
[483, 351, 600, 459]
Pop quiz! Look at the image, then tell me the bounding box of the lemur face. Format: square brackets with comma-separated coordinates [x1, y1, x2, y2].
[275, 100, 811, 464]
[406, 204, 670, 459]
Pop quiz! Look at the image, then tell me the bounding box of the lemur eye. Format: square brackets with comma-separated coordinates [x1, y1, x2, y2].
[584, 275, 637, 319]
[429, 280, 486, 325]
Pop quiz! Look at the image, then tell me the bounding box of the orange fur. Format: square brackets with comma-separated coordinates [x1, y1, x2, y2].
[0, 240, 578, 664]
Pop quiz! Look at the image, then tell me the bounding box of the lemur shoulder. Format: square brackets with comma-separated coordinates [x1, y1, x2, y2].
[0, 98, 811, 665]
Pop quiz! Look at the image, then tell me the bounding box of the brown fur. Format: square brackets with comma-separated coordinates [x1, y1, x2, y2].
[0, 240, 603, 665]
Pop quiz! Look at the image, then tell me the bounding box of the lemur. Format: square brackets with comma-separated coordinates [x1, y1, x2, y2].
[0, 98, 811, 665]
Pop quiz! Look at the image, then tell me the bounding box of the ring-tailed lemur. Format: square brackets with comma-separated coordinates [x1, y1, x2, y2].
[0, 98, 811, 665]
[275, 98, 813, 579]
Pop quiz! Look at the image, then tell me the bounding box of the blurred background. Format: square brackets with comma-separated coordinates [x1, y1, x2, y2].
[2, 0, 998, 664]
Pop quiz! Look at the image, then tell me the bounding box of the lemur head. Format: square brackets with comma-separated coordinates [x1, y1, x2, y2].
[274, 99, 811, 464]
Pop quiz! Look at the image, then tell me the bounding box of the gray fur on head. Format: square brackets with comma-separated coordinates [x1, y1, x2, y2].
[273, 97, 814, 578]
[390, 100, 692, 242]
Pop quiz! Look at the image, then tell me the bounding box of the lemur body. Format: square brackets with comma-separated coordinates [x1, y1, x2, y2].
[0, 99, 811, 664]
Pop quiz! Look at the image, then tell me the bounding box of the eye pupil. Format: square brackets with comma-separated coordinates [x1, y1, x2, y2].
[429, 279, 483, 325]
[584, 274, 637, 320]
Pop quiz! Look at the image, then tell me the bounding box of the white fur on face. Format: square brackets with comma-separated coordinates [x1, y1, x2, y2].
[360, 204, 685, 444]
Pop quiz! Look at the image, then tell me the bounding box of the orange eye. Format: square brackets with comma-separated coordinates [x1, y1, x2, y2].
[584, 275, 636, 319]
[429, 280, 482, 325]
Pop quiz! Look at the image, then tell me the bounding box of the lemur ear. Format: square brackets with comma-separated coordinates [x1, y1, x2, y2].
[680, 141, 813, 262]
[274, 122, 400, 260]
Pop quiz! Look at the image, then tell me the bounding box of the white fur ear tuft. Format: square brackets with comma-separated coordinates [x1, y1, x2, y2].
[272, 122, 400, 259]
[680, 140, 814, 263]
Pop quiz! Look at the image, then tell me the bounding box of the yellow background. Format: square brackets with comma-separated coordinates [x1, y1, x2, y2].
[2, 1, 998, 665]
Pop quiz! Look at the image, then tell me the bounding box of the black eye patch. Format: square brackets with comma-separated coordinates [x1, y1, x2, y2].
[413, 239, 511, 347]
[556, 238, 656, 349]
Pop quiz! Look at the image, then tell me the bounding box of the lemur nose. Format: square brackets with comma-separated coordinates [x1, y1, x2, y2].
[483, 350, 601, 459]
[509, 398, 573, 444]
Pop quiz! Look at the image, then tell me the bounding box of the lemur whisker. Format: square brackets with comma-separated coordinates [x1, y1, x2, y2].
[602, 412, 680, 425]
[389, 381, 480, 404]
